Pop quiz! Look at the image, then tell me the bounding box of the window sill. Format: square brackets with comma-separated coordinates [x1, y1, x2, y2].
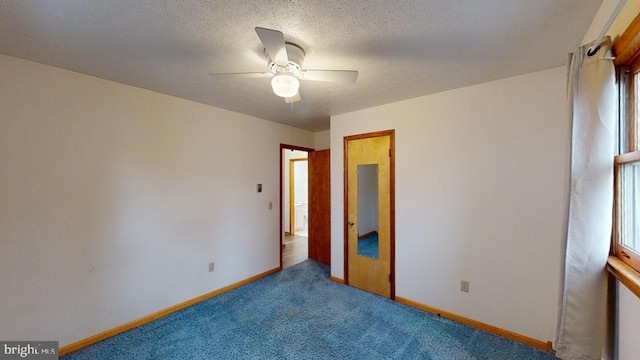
[607, 255, 640, 299]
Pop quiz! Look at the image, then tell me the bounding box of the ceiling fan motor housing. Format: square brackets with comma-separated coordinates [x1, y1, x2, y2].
[267, 43, 305, 77]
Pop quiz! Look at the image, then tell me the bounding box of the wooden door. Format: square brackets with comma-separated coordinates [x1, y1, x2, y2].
[345, 131, 394, 298]
[308, 150, 331, 265]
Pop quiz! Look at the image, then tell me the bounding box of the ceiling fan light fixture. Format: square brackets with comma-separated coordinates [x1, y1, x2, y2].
[271, 74, 299, 98]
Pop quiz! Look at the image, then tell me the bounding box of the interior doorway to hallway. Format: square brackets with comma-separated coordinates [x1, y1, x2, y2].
[280, 144, 332, 270]
[280, 145, 313, 269]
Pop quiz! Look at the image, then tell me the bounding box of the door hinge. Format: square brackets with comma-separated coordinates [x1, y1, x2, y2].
[389, 274, 392, 282]
[388, 148, 391, 157]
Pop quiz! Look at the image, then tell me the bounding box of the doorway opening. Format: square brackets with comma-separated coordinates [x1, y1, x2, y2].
[280, 144, 313, 269]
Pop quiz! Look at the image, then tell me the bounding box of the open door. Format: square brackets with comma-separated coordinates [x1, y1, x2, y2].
[308, 149, 331, 265]
[280, 144, 331, 269]
[344, 131, 395, 298]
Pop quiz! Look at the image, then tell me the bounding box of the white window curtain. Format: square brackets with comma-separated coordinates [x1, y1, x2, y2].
[555, 37, 616, 360]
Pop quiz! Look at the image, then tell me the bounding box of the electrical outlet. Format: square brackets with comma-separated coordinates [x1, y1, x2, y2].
[268, 201, 273, 210]
[208, 262, 215, 273]
[460, 280, 469, 293]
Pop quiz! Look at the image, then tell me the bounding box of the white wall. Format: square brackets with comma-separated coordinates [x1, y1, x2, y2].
[293, 160, 309, 233]
[293, 160, 309, 203]
[618, 283, 640, 360]
[314, 130, 330, 150]
[0, 54, 314, 347]
[330, 67, 569, 343]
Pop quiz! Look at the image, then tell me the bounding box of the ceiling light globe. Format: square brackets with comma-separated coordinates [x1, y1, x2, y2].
[271, 75, 300, 98]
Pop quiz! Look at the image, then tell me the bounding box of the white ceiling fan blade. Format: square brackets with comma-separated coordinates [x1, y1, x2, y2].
[255, 27, 289, 67]
[300, 70, 358, 84]
[302, 70, 359, 84]
[285, 92, 302, 103]
[209, 72, 273, 79]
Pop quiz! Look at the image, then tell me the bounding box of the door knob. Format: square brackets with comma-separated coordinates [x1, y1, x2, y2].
[348, 221, 355, 226]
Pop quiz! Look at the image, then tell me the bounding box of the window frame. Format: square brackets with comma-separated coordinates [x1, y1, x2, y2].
[613, 151, 640, 271]
[612, 13, 640, 287]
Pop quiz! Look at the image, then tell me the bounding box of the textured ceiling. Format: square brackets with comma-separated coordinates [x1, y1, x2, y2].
[0, 0, 602, 131]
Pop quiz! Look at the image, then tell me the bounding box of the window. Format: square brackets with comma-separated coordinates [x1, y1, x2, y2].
[614, 35, 640, 274]
[616, 152, 640, 268]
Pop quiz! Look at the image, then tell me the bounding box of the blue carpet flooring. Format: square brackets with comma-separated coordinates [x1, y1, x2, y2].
[62, 260, 559, 359]
[358, 233, 379, 259]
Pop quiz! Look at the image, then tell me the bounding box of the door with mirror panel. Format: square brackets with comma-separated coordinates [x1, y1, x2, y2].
[345, 131, 394, 298]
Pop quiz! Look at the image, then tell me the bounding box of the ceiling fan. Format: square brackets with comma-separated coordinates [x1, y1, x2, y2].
[210, 27, 359, 103]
